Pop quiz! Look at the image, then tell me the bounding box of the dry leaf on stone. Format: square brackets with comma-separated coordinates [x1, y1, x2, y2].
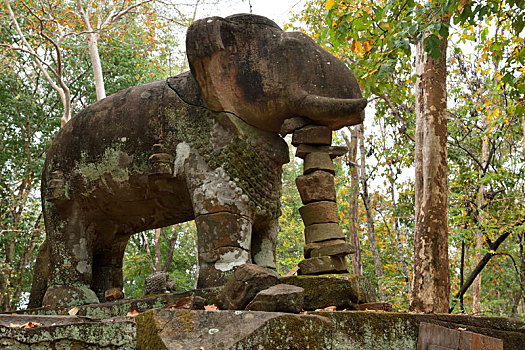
[204, 304, 218, 311]
[315, 306, 337, 311]
[126, 310, 139, 317]
[9, 322, 43, 329]
[166, 296, 193, 309]
[68, 306, 79, 315]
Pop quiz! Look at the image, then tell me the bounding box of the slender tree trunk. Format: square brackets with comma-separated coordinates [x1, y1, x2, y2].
[389, 182, 410, 294]
[358, 124, 386, 302]
[472, 119, 489, 314]
[154, 228, 162, 272]
[343, 127, 363, 276]
[460, 239, 465, 313]
[410, 11, 450, 313]
[87, 33, 106, 100]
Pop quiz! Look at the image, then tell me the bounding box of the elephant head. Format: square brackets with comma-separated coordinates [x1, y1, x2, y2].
[186, 14, 367, 133]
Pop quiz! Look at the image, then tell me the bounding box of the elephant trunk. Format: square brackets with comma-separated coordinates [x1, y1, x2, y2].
[292, 92, 367, 130]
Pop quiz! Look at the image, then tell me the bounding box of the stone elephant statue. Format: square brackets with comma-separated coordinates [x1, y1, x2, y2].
[29, 14, 366, 308]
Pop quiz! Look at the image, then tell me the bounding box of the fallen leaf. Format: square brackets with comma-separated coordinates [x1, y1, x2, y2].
[204, 304, 218, 311]
[314, 306, 337, 312]
[126, 310, 139, 317]
[166, 296, 193, 310]
[68, 307, 79, 316]
[9, 322, 43, 329]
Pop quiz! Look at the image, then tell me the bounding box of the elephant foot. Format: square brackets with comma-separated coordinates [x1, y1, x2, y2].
[197, 247, 251, 288]
[42, 285, 99, 307]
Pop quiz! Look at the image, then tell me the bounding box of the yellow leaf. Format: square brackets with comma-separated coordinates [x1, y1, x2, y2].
[363, 41, 372, 52]
[325, 0, 336, 10]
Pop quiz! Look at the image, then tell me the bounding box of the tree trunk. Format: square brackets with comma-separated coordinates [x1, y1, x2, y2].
[389, 182, 410, 294]
[410, 12, 450, 313]
[154, 228, 162, 272]
[472, 119, 489, 314]
[358, 124, 386, 302]
[343, 127, 363, 276]
[87, 33, 106, 101]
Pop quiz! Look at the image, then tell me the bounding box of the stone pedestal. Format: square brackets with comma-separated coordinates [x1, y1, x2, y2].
[293, 124, 354, 275]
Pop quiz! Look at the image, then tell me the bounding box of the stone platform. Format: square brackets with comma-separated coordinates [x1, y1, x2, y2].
[2, 307, 524, 349]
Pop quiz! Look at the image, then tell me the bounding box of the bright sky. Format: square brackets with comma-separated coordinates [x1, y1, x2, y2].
[194, 0, 306, 28]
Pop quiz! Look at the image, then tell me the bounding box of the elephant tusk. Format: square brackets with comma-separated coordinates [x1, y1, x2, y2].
[293, 93, 367, 129]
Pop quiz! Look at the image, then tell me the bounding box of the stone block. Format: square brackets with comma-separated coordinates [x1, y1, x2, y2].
[299, 201, 339, 226]
[310, 242, 355, 258]
[296, 144, 348, 159]
[245, 284, 304, 313]
[303, 152, 335, 175]
[195, 212, 251, 252]
[417, 323, 503, 350]
[135, 309, 333, 349]
[304, 239, 347, 258]
[216, 264, 279, 310]
[144, 272, 168, 295]
[280, 273, 377, 309]
[280, 116, 311, 135]
[355, 302, 393, 312]
[292, 124, 332, 146]
[304, 223, 345, 243]
[298, 256, 348, 275]
[295, 171, 336, 204]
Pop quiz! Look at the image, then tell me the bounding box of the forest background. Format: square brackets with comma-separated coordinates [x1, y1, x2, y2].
[1, 0, 524, 318]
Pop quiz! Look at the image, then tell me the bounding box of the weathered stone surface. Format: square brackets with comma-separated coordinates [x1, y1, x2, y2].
[280, 273, 377, 309]
[197, 247, 251, 288]
[144, 272, 168, 295]
[291, 124, 332, 146]
[304, 223, 345, 243]
[135, 309, 333, 350]
[310, 242, 355, 258]
[299, 256, 348, 275]
[417, 322, 503, 350]
[304, 239, 347, 258]
[355, 302, 393, 312]
[216, 264, 279, 310]
[245, 284, 304, 313]
[0, 314, 135, 349]
[105, 288, 124, 302]
[299, 201, 339, 226]
[15, 289, 222, 319]
[296, 144, 349, 159]
[295, 171, 336, 204]
[279, 116, 311, 135]
[195, 212, 251, 252]
[303, 152, 335, 175]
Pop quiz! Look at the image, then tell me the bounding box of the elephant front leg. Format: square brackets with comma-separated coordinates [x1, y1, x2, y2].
[41, 201, 99, 307]
[185, 153, 254, 288]
[195, 212, 253, 288]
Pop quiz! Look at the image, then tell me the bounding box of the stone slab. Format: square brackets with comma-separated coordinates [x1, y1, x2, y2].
[299, 201, 339, 226]
[417, 322, 503, 350]
[355, 302, 393, 312]
[280, 273, 377, 310]
[295, 144, 348, 159]
[135, 309, 332, 349]
[310, 242, 355, 258]
[291, 124, 332, 146]
[245, 284, 304, 313]
[298, 256, 348, 275]
[304, 223, 345, 243]
[304, 239, 347, 259]
[0, 314, 135, 349]
[8, 289, 223, 319]
[216, 264, 279, 310]
[303, 152, 335, 175]
[296, 170, 336, 204]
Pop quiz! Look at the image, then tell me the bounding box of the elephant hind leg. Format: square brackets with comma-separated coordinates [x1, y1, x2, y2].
[41, 201, 99, 307]
[91, 234, 129, 301]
